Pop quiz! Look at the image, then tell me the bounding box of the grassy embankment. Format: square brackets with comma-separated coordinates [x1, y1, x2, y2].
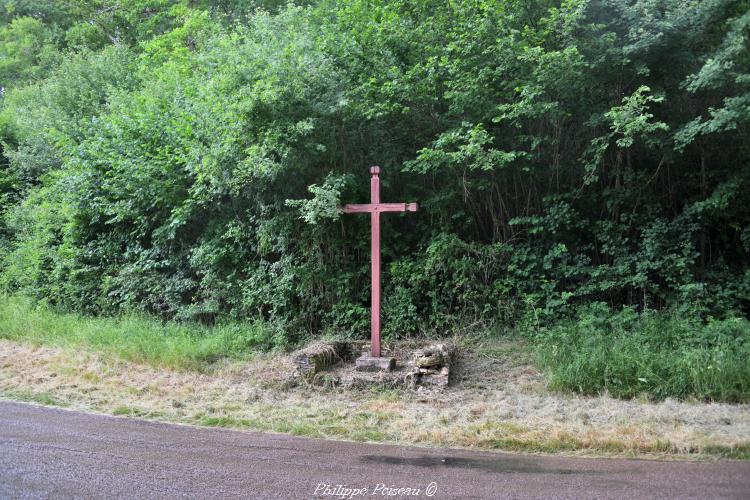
[533, 304, 750, 403]
[0, 294, 278, 371]
[2, 294, 750, 460]
[2, 294, 749, 402]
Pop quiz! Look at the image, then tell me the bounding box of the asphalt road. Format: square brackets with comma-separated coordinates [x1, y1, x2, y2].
[1, 401, 749, 499]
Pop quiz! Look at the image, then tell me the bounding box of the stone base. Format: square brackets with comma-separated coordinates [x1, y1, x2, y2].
[292, 341, 354, 377]
[410, 343, 456, 388]
[416, 372, 450, 387]
[343, 369, 412, 389]
[355, 355, 396, 372]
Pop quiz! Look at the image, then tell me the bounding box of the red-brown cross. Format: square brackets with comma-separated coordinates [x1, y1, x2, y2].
[342, 166, 418, 357]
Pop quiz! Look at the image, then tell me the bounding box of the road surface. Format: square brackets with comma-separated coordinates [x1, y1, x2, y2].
[1, 401, 748, 499]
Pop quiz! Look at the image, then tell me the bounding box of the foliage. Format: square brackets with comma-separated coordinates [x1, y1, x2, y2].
[286, 174, 352, 225]
[0, 16, 57, 85]
[0, 0, 748, 358]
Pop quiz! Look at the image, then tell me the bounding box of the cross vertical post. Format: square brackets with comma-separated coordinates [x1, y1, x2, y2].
[370, 167, 381, 357]
[341, 166, 417, 361]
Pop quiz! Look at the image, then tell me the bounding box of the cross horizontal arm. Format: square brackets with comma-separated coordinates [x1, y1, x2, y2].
[341, 202, 418, 214]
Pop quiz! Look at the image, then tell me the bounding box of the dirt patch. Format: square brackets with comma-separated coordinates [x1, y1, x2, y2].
[1, 339, 748, 459]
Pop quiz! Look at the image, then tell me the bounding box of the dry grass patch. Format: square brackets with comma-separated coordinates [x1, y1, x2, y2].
[1, 338, 749, 460]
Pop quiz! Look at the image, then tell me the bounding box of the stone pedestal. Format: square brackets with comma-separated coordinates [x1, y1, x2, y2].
[292, 341, 353, 377]
[411, 343, 455, 387]
[355, 355, 396, 372]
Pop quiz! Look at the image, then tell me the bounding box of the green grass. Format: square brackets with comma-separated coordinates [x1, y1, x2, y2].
[533, 304, 750, 402]
[703, 444, 750, 460]
[0, 294, 282, 370]
[2, 390, 66, 407]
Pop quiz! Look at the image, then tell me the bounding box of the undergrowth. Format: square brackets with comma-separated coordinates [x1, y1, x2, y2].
[532, 303, 750, 402]
[0, 295, 284, 370]
[2, 293, 749, 403]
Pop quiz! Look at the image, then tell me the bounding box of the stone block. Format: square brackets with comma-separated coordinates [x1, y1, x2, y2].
[292, 341, 353, 376]
[409, 343, 457, 389]
[355, 355, 396, 372]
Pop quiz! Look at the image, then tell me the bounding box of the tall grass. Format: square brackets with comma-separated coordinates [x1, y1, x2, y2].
[533, 304, 750, 402]
[0, 295, 283, 370]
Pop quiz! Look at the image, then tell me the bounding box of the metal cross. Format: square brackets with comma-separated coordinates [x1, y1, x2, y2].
[341, 167, 418, 357]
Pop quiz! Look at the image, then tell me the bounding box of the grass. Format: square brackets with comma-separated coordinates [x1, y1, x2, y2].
[1, 293, 748, 459]
[0, 294, 280, 370]
[533, 304, 750, 402]
[703, 444, 750, 461]
[2, 337, 749, 460]
[2, 390, 66, 407]
[3, 293, 748, 403]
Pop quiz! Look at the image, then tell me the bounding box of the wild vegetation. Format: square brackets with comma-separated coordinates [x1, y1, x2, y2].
[0, 1, 749, 401]
[0, 294, 280, 369]
[534, 304, 750, 402]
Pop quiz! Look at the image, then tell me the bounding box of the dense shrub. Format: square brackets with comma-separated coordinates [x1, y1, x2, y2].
[0, 0, 748, 345]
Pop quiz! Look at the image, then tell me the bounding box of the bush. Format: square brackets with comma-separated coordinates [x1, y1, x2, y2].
[533, 304, 750, 402]
[1, 1, 749, 340]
